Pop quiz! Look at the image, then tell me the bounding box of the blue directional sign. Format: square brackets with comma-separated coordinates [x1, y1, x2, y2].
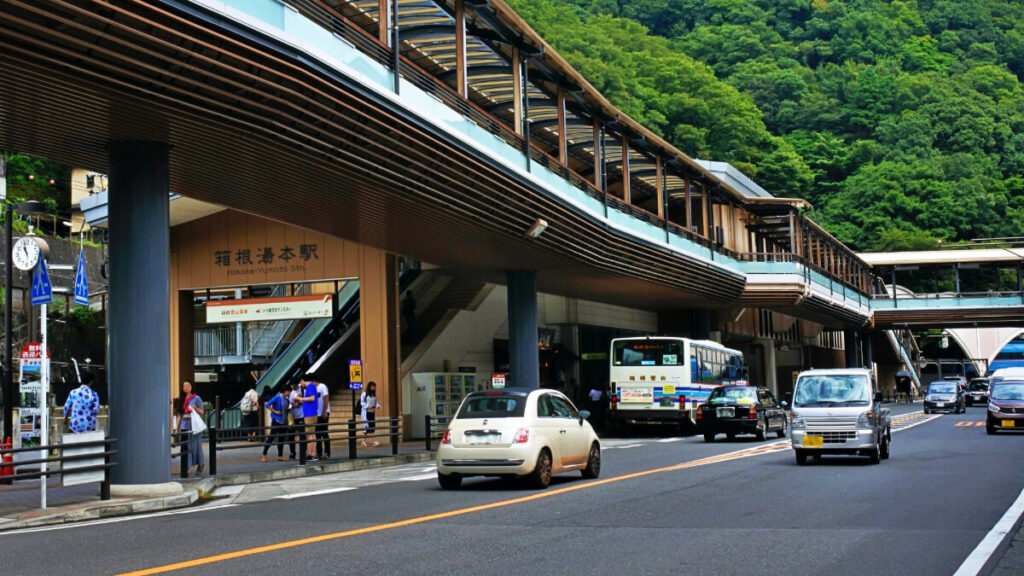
[30, 258, 52, 305]
[74, 250, 89, 306]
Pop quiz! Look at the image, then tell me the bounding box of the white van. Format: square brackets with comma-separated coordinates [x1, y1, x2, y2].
[789, 368, 891, 465]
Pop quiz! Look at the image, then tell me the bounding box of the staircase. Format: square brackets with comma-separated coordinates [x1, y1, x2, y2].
[402, 275, 487, 359]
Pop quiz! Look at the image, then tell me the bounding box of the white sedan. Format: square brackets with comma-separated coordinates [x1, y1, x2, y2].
[436, 388, 601, 489]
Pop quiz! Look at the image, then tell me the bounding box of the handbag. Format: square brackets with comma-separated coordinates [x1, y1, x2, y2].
[190, 410, 207, 434]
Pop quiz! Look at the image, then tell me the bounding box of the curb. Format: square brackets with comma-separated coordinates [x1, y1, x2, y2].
[0, 452, 435, 531]
[209, 452, 436, 487]
[0, 478, 213, 531]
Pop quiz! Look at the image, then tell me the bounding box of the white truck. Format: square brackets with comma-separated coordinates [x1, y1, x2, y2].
[789, 368, 891, 465]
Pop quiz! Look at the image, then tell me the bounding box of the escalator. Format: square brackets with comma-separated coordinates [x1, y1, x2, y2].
[254, 281, 360, 396]
[253, 268, 422, 396]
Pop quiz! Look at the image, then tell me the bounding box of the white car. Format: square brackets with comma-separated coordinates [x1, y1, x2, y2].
[436, 388, 601, 489]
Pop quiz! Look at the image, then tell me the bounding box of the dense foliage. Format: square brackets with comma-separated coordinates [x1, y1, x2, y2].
[507, 0, 1024, 251]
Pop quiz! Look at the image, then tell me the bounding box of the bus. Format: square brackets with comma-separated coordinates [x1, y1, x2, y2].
[608, 336, 747, 431]
[988, 337, 1024, 373]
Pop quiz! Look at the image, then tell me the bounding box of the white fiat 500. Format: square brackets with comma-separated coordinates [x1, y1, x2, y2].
[436, 388, 601, 489]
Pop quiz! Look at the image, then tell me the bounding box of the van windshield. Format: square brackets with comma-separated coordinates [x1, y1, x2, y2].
[990, 382, 1024, 401]
[794, 374, 870, 407]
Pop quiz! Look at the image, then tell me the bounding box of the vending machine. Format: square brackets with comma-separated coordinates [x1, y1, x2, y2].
[409, 372, 480, 438]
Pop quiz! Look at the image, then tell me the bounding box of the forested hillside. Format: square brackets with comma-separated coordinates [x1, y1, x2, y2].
[507, 0, 1024, 251]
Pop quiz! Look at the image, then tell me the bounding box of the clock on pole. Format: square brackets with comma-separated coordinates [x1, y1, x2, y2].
[12, 236, 48, 271]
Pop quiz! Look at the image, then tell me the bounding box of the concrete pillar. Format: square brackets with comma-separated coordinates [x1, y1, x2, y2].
[862, 330, 874, 368]
[108, 142, 171, 484]
[507, 271, 539, 389]
[691, 309, 710, 340]
[844, 329, 860, 368]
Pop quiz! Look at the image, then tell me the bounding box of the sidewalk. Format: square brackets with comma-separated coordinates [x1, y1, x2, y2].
[0, 436, 435, 531]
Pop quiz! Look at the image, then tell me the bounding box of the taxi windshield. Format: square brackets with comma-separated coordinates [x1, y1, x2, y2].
[708, 387, 757, 404]
[794, 374, 870, 406]
[929, 383, 956, 394]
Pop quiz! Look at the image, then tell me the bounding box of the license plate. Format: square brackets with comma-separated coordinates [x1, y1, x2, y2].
[935, 403, 945, 407]
[1002, 420, 1015, 428]
[716, 407, 734, 418]
[467, 434, 500, 444]
[803, 435, 823, 447]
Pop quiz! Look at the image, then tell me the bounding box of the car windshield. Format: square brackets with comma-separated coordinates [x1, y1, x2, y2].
[990, 383, 1024, 401]
[968, 382, 988, 391]
[794, 374, 870, 406]
[708, 387, 757, 404]
[929, 383, 956, 394]
[456, 394, 527, 418]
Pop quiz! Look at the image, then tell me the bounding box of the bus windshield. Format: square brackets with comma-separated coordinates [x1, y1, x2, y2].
[794, 374, 870, 407]
[612, 340, 685, 367]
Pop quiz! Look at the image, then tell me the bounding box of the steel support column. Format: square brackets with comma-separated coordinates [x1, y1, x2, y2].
[108, 141, 171, 484]
[507, 270, 538, 389]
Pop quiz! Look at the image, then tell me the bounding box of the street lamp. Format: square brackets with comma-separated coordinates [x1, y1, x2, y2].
[3, 199, 49, 443]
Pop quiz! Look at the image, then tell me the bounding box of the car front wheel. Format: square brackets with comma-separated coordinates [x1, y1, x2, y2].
[582, 443, 601, 479]
[795, 450, 808, 465]
[528, 449, 553, 489]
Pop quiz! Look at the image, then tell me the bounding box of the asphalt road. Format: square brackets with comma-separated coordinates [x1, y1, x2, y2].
[1, 403, 1021, 576]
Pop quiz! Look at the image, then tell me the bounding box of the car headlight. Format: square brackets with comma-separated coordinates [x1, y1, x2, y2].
[790, 412, 805, 430]
[856, 410, 873, 428]
[989, 402, 1001, 413]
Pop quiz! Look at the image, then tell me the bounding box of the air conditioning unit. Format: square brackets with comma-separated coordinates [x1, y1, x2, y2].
[194, 372, 218, 383]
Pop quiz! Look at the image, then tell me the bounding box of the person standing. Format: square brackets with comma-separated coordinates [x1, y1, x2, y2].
[298, 373, 319, 462]
[287, 380, 304, 460]
[261, 385, 291, 462]
[401, 290, 416, 341]
[316, 379, 332, 460]
[241, 385, 259, 441]
[587, 383, 605, 430]
[174, 381, 205, 475]
[62, 370, 100, 433]
[360, 381, 383, 447]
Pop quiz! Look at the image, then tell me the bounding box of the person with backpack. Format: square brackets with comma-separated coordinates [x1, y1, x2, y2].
[241, 386, 259, 441]
[360, 381, 383, 447]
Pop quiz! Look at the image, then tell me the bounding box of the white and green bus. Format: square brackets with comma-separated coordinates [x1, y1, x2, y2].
[608, 336, 747, 430]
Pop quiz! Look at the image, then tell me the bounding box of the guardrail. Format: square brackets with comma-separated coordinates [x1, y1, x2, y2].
[423, 415, 449, 452]
[175, 418, 402, 478]
[0, 437, 117, 501]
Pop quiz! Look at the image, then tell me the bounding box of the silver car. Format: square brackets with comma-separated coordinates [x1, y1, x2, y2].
[437, 388, 601, 489]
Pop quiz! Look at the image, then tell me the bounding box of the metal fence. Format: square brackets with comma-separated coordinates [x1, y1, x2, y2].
[0, 437, 117, 501]
[174, 418, 403, 478]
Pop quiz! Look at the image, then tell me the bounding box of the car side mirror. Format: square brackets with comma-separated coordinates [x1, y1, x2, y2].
[874, 391, 883, 403]
[780, 400, 789, 409]
[578, 409, 591, 423]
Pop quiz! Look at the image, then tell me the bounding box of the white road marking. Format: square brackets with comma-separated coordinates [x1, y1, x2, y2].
[0, 504, 239, 535]
[656, 438, 683, 443]
[953, 485, 1024, 576]
[398, 473, 438, 482]
[605, 443, 642, 450]
[274, 487, 357, 500]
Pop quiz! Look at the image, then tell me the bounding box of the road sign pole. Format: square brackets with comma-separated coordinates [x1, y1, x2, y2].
[39, 302, 47, 509]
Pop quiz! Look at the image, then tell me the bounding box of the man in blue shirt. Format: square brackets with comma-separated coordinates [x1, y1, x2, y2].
[63, 371, 100, 433]
[261, 385, 292, 462]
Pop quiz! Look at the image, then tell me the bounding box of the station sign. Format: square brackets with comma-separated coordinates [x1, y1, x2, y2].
[205, 294, 332, 323]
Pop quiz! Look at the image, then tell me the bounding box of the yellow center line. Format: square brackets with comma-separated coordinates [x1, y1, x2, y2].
[116, 442, 789, 576]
